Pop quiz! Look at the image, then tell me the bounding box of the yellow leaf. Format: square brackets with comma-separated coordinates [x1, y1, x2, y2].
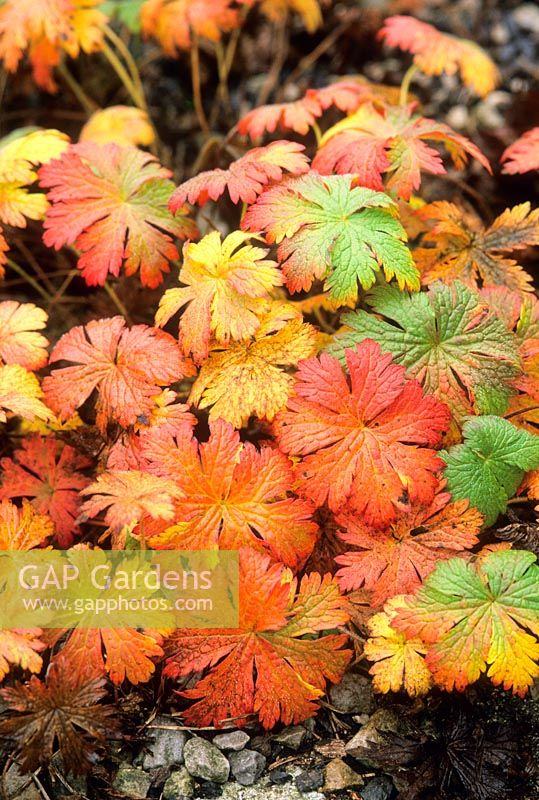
[20, 411, 84, 436]
[156, 230, 283, 363]
[80, 106, 155, 147]
[257, 0, 322, 32]
[0, 301, 48, 370]
[0, 128, 69, 183]
[0, 498, 53, 550]
[0, 129, 69, 253]
[364, 596, 432, 697]
[0, 364, 52, 423]
[190, 316, 318, 428]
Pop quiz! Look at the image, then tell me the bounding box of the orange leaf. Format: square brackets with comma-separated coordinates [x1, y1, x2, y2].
[144, 419, 318, 570]
[141, 0, 238, 53]
[164, 549, 351, 728]
[275, 339, 450, 527]
[39, 142, 197, 288]
[43, 316, 191, 432]
[414, 201, 537, 292]
[53, 627, 164, 685]
[0, 435, 91, 547]
[314, 102, 491, 200]
[169, 140, 309, 207]
[335, 486, 482, 606]
[0, 0, 107, 92]
[379, 15, 499, 97]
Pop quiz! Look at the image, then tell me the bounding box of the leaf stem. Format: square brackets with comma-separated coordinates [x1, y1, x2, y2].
[399, 64, 419, 107]
[190, 32, 210, 136]
[102, 39, 144, 109]
[6, 259, 53, 303]
[505, 405, 539, 420]
[103, 23, 147, 110]
[312, 121, 322, 145]
[57, 62, 98, 115]
[104, 280, 130, 321]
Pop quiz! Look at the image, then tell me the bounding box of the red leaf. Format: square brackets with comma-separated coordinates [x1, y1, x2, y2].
[164, 549, 351, 728]
[43, 316, 192, 432]
[39, 142, 197, 287]
[275, 339, 450, 527]
[0, 435, 91, 547]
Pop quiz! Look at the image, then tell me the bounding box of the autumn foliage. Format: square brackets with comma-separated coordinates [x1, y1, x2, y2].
[0, 1, 538, 777]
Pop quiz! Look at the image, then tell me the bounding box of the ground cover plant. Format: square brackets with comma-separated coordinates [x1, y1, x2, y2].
[0, 1, 538, 797]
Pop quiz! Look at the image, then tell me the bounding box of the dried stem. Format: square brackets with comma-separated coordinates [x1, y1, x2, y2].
[104, 280, 130, 321]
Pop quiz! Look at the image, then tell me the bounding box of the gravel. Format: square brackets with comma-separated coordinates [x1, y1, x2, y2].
[228, 749, 267, 785]
[183, 736, 231, 784]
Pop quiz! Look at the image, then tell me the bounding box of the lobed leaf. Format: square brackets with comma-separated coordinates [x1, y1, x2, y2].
[313, 102, 491, 200]
[169, 140, 309, 207]
[243, 173, 419, 304]
[414, 201, 537, 292]
[379, 16, 499, 97]
[441, 415, 539, 527]
[143, 419, 318, 570]
[39, 142, 197, 288]
[330, 281, 521, 424]
[393, 550, 539, 695]
[43, 316, 191, 432]
[275, 339, 450, 527]
[164, 548, 351, 728]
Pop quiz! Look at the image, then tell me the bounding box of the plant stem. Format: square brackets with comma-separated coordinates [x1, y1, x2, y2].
[312, 121, 322, 145]
[103, 23, 147, 109]
[215, 40, 231, 111]
[57, 62, 98, 115]
[399, 63, 419, 107]
[190, 32, 210, 136]
[104, 280, 130, 321]
[7, 259, 53, 303]
[102, 39, 144, 109]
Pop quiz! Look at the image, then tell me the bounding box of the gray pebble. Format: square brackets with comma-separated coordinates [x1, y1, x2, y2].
[183, 736, 230, 784]
[213, 730, 250, 751]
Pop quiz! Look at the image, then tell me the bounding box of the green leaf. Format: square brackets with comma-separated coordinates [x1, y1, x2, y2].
[329, 281, 521, 421]
[242, 174, 419, 305]
[100, 0, 144, 33]
[393, 549, 539, 695]
[441, 415, 539, 526]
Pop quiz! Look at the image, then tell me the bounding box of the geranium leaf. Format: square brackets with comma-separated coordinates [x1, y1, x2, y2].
[393, 550, 539, 695]
[243, 173, 419, 304]
[441, 415, 539, 527]
[164, 549, 351, 728]
[275, 339, 450, 527]
[39, 142, 197, 288]
[330, 281, 521, 423]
